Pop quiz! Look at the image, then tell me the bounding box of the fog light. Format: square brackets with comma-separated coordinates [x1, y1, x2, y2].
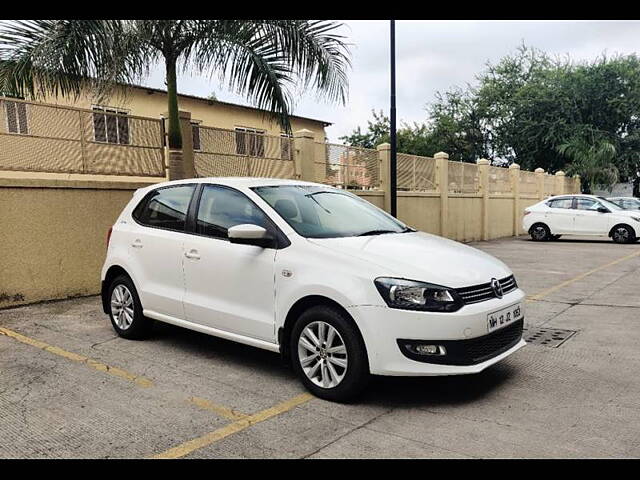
[408, 344, 446, 355]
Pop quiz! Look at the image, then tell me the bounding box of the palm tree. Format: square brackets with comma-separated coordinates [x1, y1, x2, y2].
[0, 20, 350, 177]
[557, 135, 619, 194]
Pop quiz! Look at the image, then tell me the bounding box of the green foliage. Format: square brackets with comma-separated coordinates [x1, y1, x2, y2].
[557, 133, 619, 193]
[342, 45, 640, 179]
[0, 20, 351, 149]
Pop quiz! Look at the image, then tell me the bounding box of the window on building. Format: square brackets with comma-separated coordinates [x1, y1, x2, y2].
[4, 101, 29, 134]
[280, 133, 293, 160]
[235, 127, 265, 157]
[191, 122, 201, 151]
[92, 106, 130, 145]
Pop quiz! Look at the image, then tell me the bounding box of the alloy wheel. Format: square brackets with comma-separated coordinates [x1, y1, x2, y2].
[532, 226, 547, 240]
[110, 284, 134, 330]
[297, 321, 348, 389]
[614, 227, 629, 243]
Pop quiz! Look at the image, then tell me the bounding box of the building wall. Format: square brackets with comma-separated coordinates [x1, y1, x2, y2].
[38, 87, 328, 142]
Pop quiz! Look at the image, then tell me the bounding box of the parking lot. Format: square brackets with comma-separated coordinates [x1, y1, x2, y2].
[1, 235, 639, 459]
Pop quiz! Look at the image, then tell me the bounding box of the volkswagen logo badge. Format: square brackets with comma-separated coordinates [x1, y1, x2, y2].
[490, 278, 503, 298]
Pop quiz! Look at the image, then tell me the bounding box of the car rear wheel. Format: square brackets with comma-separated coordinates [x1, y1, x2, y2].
[108, 274, 153, 339]
[290, 305, 370, 402]
[530, 223, 551, 241]
[612, 225, 635, 244]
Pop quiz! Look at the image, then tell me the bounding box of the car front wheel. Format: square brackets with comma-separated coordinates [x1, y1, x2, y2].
[612, 225, 635, 244]
[290, 305, 370, 402]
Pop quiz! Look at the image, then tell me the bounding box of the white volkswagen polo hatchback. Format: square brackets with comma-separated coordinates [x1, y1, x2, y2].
[523, 194, 640, 244]
[102, 178, 526, 401]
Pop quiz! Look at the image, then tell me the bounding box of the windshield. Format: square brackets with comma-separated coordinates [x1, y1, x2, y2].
[251, 185, 412, 238]
[596, 197, 623, 211]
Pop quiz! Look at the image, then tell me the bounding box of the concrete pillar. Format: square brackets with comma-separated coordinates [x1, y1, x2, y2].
[574, 175, 582, 194]
[555, 170, 566, 196]
[293, 129, 315, 182]
[535, 167, 545, 200]
[377, 143, 391, 213]
[164, 110, 195, 180]
[477, 158, 491, 241]
[434, 152, 449, 238]
[509, 163, 521, 236]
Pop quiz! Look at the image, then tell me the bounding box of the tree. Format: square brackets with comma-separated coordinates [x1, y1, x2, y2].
[557, 134, 619, 193]
[0, 20, 350, 163]
[340, 109, 440, 158]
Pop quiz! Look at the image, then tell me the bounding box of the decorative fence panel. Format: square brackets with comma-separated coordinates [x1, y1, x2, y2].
[0, 97, 165, 176]
[194, 126, 295, 179]
[488, 166, 512, 194]
[314, 142, 380, 189]
[448, 161, 480, 193]
[397, 153, 436, 191]
[520, 170, 539, 196]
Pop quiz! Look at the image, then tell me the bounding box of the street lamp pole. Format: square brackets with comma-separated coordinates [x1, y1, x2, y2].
[390, 20, 398, 217]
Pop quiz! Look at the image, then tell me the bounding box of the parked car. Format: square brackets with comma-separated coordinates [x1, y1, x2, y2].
[523, 194, 640, 243]
[102, 178, 526, 401]
[607, 196, 640, 211]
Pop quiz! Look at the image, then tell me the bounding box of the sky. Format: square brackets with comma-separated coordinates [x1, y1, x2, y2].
[144, 20, 640, 143]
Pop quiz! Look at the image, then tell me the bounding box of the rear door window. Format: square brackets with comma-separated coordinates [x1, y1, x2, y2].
[134, 185, 196, 232]
[547, 198, 573, 209]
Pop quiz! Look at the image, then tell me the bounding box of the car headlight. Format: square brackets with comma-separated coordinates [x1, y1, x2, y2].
[374, 277, 464, 312]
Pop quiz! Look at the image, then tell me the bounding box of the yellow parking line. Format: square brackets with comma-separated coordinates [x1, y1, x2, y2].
[152, 393, 313, 459]
[187, 396, 248, 421]
[0, 326, 153, 388]
[526, 249, 640, 302]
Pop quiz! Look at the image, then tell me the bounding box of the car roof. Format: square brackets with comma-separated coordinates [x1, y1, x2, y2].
[544, 194, 597, 201]
[138, 177, 331, 193]
[607, 196, 638, 200]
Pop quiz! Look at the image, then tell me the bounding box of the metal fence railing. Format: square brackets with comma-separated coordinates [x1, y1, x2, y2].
[519, 170, 538, 195]
[448, 161, 480, 193]
[194, 126, 295, 179]
[398, 153, 436, 191]
[314, 142, 380, 189]
[488, 166, 512, 194]
[0, 97, 165, 176]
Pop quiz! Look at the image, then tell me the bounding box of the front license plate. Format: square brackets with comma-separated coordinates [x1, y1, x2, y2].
[487, 303, 522, 333]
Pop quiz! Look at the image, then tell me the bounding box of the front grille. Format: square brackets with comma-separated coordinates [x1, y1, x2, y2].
[397, 318, 524, 366]
[455, 275, 518, 305]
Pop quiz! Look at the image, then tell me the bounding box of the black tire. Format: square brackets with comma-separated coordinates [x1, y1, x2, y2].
[551, 234, 562, 240]
[530, 223, 551, 241]
[107, 274, 153, 339]
[611, 225, 635, 244]
[290, 305, 370, 402]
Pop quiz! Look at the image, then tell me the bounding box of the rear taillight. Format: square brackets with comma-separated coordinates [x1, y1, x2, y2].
[106, 226, 113, 249]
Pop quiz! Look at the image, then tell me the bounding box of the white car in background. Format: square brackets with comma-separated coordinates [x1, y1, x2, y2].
[607, 196, 640, 211]
[101, 178, 526, 402]
[523, 194, 640, 244]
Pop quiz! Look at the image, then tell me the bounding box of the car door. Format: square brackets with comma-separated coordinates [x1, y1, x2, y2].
[129, 184, 196, 319]
[544, 197, 575, 233]
[573, 198, 610, 235]
[182, 184, 278, 342]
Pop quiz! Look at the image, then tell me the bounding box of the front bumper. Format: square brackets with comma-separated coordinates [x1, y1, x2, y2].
[347, 288, 526, 376]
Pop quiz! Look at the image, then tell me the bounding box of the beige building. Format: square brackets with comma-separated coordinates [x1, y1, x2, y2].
[36, 83, 330, 143]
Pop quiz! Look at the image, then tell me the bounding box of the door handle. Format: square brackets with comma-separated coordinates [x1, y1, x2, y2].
[131, 239, 143, 248]
[184, 249, 200, 260]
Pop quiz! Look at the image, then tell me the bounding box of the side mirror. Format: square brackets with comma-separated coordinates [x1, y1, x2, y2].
[597, 207, 609, 213]
[228, 224, 274, 248]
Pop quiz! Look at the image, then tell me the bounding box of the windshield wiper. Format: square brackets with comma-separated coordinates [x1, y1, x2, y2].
[357, 227, 413, 237]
